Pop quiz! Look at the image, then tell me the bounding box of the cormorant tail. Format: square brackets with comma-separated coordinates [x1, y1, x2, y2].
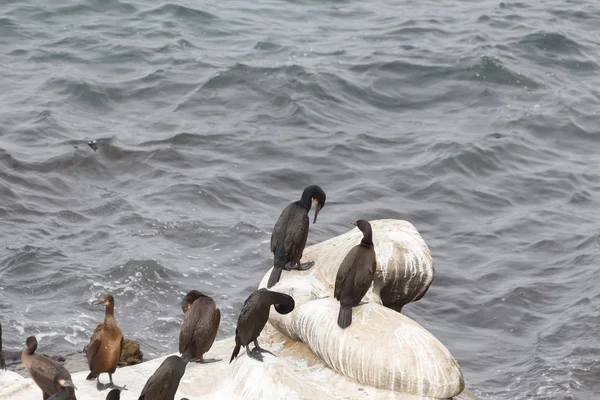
[267, 267, 282, 289]
[337, 306, 352, 329]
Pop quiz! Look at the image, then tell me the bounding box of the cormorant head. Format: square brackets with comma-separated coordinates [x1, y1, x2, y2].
[351, 220, 371, 233]
[54, 372, 77, 391]
[309, 185, 326, 224]
[181, 290, 206, 314]
[93, 294, 115, 307]
[25, 336, 37, 354]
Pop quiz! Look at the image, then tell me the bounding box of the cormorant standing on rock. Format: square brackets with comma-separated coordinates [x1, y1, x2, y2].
[137, 355, 188, 400]
[179, 290, 221, 364]
[334, 220, 377, 329]
[230, 288, 295, 363]
[86, 294, 126, 391]
[268, 185, 327, 288]
[21, 336, 76, 400]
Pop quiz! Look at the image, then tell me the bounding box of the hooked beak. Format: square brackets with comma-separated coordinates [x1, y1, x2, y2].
[93, 298, 105, 306]
[313, 204, 322, 224]
[61, 379, 77, 389]
[349, 221, 357, 227]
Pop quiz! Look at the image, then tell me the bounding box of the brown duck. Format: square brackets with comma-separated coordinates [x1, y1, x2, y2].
[334, 220, 377, 329]
[21, 336, 77, 400]
[178, 290, 221, 363]
[86, 294, 126, 391]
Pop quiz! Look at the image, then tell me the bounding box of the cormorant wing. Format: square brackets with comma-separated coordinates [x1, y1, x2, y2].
[86, 324, 104, 364]
[334, 246, 359, 300]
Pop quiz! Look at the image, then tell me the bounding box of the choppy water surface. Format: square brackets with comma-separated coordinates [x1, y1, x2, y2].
[1, 0, 600, 398]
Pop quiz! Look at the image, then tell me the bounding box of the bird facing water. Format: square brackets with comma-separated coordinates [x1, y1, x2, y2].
[86, 294, 126, 391]
[21, 336, 77, 400]
[178, 290, 221, 364]
[230, 288, 295, 363]
[268, 185, 327, 288]
[334, 220, 377, 329]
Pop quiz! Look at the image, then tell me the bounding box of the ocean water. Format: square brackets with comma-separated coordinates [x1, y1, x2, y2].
[1, 0, 600, 398]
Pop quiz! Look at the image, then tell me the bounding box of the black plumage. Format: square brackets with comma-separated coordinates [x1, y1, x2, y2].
[105, 389, 121, 400]
[21, 336, 77, 400]
[334, 220, 377, 329]
[178, 290, 221, 363]
[138, 355, 188, 400]
[268, 185, 327, 288]
[229, 288, 295, 363]
[47, 369, 78, 400]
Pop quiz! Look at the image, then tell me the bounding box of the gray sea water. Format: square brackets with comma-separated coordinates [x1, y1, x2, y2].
[1, 0, 600, 398]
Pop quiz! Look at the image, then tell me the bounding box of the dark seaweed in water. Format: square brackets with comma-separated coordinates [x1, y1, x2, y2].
[1, 0, 600, 398]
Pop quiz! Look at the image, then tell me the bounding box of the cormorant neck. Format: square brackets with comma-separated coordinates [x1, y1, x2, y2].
[104, 304, 116, 323]
[298, 191, 313, 211]
[360, 228, 373, 247]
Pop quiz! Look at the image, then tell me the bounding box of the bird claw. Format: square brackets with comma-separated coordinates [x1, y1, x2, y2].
[294, 261, 315, 271]
[196, 358, 222, 364]
[283, 263, 294, 271]
[256, 347, 275, 357]
[248, 347, 264, 362]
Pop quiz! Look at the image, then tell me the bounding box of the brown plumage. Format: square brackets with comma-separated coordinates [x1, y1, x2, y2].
[229, 288, 295, 363]
[178, 290, 221, 363]
[21, 336, 77, 400]
[138, 355, 188, 400]
[267, 185, 327, 288]
[334, 220, 377, 329]
[86, 294, 126, 391]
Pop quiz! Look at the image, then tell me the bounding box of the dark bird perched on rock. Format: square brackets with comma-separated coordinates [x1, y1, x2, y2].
[230, 288, 295, 363]
[86, 294, 126, 391]
[268, 185, 327, 288]
[334, 220, 377, 329]
[21, 336, 77, 400]
[138, 355, 188, 400]
[179, 290, 221, 364]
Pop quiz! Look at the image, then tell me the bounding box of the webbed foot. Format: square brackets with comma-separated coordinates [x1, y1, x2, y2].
[196, 357, 221, 364]
[294, 261, 315, 271]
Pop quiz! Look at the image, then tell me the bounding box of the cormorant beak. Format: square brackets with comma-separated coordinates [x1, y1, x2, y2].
[349, 221, 357, 227]
[93, 296, 107, 306]
[60, 379, 77, 389]
[313, 203, 322, 224]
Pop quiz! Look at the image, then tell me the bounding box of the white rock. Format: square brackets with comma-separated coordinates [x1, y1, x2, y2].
[0, 219, 476, 400]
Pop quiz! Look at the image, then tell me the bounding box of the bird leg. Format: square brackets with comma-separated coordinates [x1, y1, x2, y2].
[253, 340, 275, 357]
[294, 261, 315, 271]
[107, 373, 127, 391]
[96, 376, 109, 391]
[246, 345, 264, 362]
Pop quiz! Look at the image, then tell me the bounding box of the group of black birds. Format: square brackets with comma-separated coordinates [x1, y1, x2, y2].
[0, 184, 380, 400]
